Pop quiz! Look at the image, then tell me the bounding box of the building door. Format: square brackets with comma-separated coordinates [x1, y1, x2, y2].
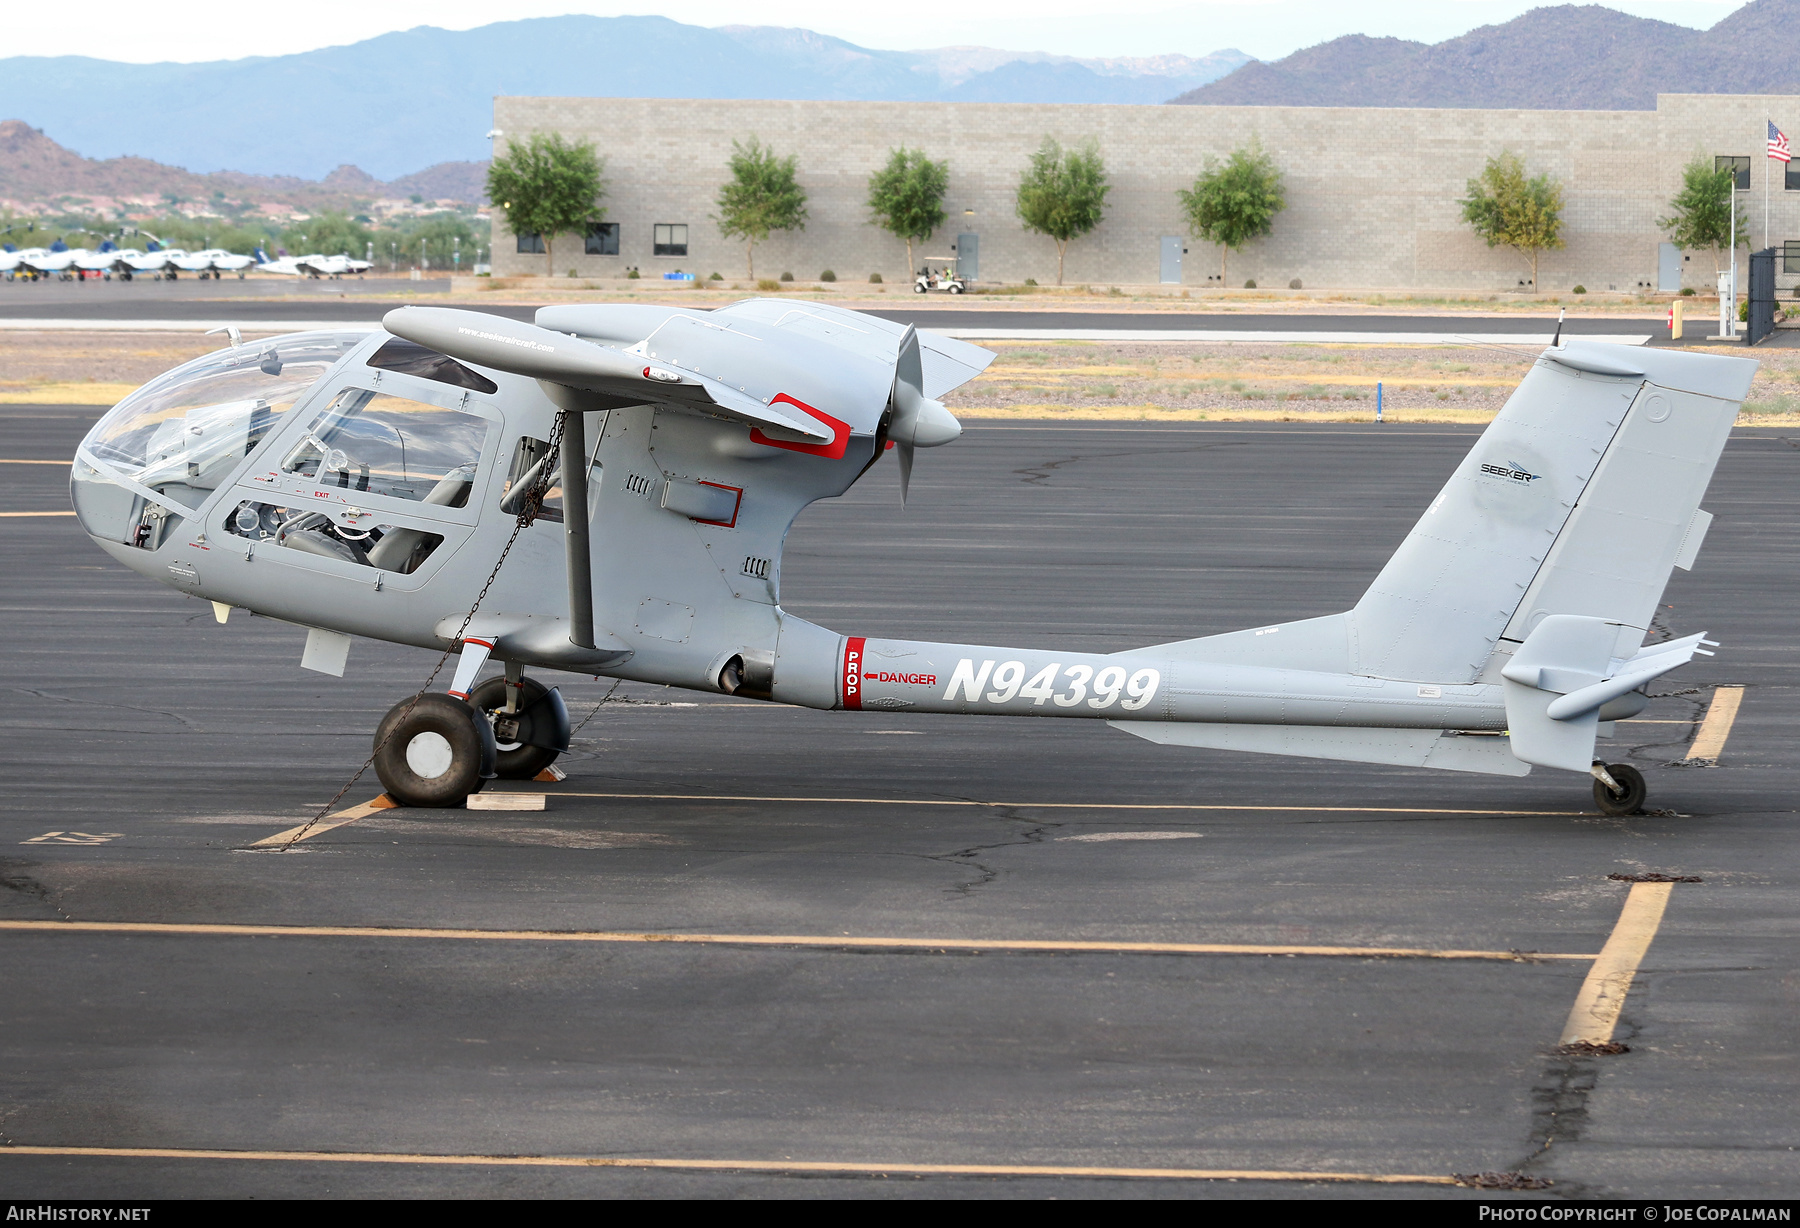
[955, 233, 979, 282]
[1658, 242, 1682, 292]
[1160, 236, 1183, 284]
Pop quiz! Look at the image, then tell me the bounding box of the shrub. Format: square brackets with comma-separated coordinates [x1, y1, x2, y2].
[1680, 286, 1696, 296]
[1024, 278, 1038, 287]
[1244, 279, 1257, 289]
[869, 272, 883, 283]
[709, 271, 723, 281]
[568, 268, 578, 278]
[757, 278, 781, 292]
[1289, 278, 1302, 289]
[626, 268, 640, 279]
[820, 269, 837, 282]
[1572, 284, 1587, 294]
[779, 271, 794, 281]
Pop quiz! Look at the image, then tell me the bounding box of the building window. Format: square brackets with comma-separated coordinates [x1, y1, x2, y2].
[515, 232, 545, 254]
[1786, 161, 1800, 191]
[584, 222, 620, 256]
[653, 224, 688, 257]
[1784, 240, 1800, 274]
[1717, 156, 1751, 191]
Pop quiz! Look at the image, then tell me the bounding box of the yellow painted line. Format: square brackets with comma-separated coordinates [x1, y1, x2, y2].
[528, 790, 1574, 817]
[249, 798, 392, 847]
[0, 510, 75, 517]
[0, 919, 1596, 962]
[1687, 686, 1744, 762]
[1559, 881, 1674, 1045]
[0, 1145, 1455, 1184]
[0, 458, 71, 464]
[985, 368, 1515, 387]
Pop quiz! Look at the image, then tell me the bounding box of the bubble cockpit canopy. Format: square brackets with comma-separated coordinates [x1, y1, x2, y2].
[75, 332, 364, 515]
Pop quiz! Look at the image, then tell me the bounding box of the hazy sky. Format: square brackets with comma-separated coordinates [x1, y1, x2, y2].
[16, 0, 1750, 64]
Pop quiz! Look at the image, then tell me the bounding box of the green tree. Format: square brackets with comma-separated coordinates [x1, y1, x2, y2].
[1015, 137, 1110, 285]
[280, 212, 372, 259]
[714, 137, 808, 279]
[1660, 155, 1744, 274]
[142, 215, 275, 255]
[1177, 141, 1286, 285]
[486, 133, 606, 277]
[867, 147, 949, 276]
[395, 214, 483, 270]
[1460, 151, 1565, 291]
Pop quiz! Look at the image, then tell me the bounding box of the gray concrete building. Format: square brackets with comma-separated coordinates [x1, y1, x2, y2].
[490, 93, 1800, 292]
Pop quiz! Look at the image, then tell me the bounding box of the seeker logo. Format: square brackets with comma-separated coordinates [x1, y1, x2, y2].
[1481, 459, 1542, 484]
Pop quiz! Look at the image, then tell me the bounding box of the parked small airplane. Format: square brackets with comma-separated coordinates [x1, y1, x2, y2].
[169, 248, 257, 278]
[72, 241, 133, 279]
[0, 246, 52, 279]
[68, 301, 1750, 815]
[20, 241, 81, 279]
[121, 245, 190, 279]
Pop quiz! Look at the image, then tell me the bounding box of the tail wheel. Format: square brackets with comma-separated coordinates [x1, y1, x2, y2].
[467, 676, 567, 779]
[1593, 763, 1647, 816]
[372, 693, 495, 807]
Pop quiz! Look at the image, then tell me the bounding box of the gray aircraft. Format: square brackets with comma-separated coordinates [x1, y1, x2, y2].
[68, 300, 1753, 815]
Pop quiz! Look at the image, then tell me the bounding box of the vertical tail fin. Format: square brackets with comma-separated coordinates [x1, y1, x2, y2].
[1348, 342, 1755, 684]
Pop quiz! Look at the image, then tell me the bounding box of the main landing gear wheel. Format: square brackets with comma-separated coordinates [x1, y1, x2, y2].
[372, 692, 496, 807]
[467, 676, 570, 779]
[1593, 763, 1647, 816]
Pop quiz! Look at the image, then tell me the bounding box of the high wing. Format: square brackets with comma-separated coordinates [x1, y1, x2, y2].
[385, 305, 845, 441]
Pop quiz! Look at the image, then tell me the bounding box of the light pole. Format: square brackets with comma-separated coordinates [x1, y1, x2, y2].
[453, 236, 461, 272]
[1726, 170, 1740, 339]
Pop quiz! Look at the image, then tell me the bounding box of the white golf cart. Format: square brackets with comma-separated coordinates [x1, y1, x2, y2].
[914, 257, 966, 294]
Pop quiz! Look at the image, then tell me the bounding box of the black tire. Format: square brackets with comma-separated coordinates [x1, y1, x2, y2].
[467, 676, 567, 779]
[372, 693, 493, 807]
[913, 282, 926, 293]
[949, 283, 963, 294]
[1594, 763, 1647, 816]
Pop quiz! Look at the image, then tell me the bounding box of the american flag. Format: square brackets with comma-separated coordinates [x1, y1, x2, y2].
[1770, 119, 1792, 163]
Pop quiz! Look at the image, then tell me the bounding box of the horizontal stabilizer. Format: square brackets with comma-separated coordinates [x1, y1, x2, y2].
[1110, 720, 1530, 777]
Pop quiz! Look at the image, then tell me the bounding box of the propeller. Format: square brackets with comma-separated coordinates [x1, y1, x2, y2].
[888, 325, 962, 504]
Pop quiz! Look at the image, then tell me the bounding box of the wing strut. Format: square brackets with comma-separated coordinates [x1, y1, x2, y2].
[541, 383, 597, 651]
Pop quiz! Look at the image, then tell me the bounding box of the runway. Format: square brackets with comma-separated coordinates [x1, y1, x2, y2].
[0, 277, 1678, 344]
[1, 412, 1795, 1198]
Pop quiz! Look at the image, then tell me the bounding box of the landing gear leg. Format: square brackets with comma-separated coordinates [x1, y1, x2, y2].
[468, 671, 570, 779]
[1592, 761, 1646, 816]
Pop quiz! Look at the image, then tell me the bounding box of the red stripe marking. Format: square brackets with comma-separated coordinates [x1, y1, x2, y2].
[842, 637, 865, 711]
[751, 395, 852, 460]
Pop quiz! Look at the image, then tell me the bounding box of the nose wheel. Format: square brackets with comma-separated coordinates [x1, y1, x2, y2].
[372, 693, 497, 807]
[467, 675, 571, 779]
[1592, 762, 1647, 816]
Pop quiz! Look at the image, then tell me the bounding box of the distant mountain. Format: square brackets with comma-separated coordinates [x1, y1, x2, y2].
[0, 120, 486, 215]
[0, 17, 1247, 183]
[1175, 0, 1800, 109]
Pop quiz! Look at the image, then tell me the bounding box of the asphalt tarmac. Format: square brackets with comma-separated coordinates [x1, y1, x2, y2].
[1, 412, 1795, 1199]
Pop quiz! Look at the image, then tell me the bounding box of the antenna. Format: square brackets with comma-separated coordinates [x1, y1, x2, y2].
[1553, 307, 1565, 348]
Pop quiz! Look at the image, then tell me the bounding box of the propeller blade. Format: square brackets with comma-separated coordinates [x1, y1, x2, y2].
[887, 325, 961, 508]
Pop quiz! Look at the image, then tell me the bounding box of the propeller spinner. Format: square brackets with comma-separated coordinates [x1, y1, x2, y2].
[888, 325, 963, 504]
